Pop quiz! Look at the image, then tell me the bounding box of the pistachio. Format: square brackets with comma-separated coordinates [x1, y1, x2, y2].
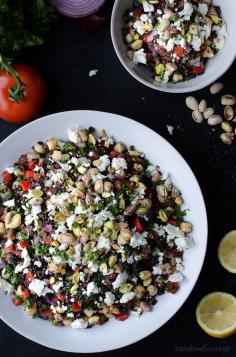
[108, 255, 118, 268]
[147, 285, 158, 296]
[99, 262, 108, 274]
[224, 106, 234, 121]
[46, 138, 57, 150]
[58, 233, 75, 244]
[220, 132, 234, 145]
[198, 99, 207, 113]
[189, 23, 198, 35]
[221, 121, 232, 133]
[63, 319, 73, 326]
[48, 262, 63, 273]
[94, 179, 103, 193]
[77, 129, 88, 142]
[143, 277, 152, 287]
[52, 150, 62, 161]
[135, 206, 150, 215]
[124, 204, 138, 216]
[114, 142, 126, 153]
[165, 62, 177, 73]
[70, 284, 78, 295]
[133, 163, 143, 172]
[25, 305, 37, 316]
[72, 271, 80, 284]
[210, 82, 224, 94]
[173, 73, 183, 83]
[104, 181, 113, 192]
[49, 276, 56, 285]
[27, 152, 40, 161]
[158, 209, 168, 222]
[203, 46, 214, 58]
[203, 107, 214, 119]
[221, 95, 236, 106]
[151, 171, 161, 182]
[139, 270, 151, 281]
[131, 39, 143, 50]
[207, 115, 223, 126]
[117, 229, 132, 245]
[119, 283, 133, 294]
[175, 196, 183, 206]
[1, 268, 10, 279]
[134, 285, 145, 299]
[139, 198, 152, 208]
[31, 189, 43, 198]
[34, 143, 45, 154]
[185, 96, 199, 110]
[192, 109, 203, 123]
[180, 222, 192, 233]
[0, 222, 5, 235]
[5, 212, 21, 229]
[130, 175, 140, 182]
[88, 315, 100, 325]
[88, 133, 96, 145]
[162, 263, 173, 274]
[140, 301, 152, 312]
[29, 197, 43, 206]
[158, 18, 170, 32]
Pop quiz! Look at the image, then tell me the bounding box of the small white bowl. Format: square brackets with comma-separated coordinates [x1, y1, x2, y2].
[111, 0, 236, 93]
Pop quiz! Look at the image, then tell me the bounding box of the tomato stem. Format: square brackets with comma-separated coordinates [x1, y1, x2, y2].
[0, 55, 25, 103]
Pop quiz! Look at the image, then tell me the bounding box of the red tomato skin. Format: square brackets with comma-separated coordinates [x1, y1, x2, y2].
[22, 289, 30, 299]
[21, 180, 30, 191]
[2, 171, 13, 185]
[28, 161, 36, 170]
[25, 271, 34, 282]
[20, 240, 28, 248]
[134, 217, 144, 233]
[0, 64, 46, 123]
[114, 312, 129, 321]
[41, 309, 53, 319]
[25, 170, 34, 178]
[12, 296, 22, 306]
[73, 302, 81, 312]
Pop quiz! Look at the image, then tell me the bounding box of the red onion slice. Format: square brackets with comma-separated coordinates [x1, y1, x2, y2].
[50, 0, 105, 18]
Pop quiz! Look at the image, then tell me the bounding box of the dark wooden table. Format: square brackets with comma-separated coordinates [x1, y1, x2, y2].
[0, 3, 236, 356]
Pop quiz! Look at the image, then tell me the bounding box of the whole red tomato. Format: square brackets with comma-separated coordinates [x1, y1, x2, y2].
[0, 64, 46, 123]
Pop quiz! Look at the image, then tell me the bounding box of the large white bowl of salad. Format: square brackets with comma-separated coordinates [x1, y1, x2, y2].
[111, 0, 236, 93]
[0, 110, 207, 352]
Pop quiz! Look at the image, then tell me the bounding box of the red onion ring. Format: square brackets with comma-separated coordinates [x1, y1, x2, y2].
[50, 0, 105, 18]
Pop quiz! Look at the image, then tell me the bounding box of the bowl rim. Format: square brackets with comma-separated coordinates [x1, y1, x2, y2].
[110, 0, 236, 93]
[0, 110, 208, 352]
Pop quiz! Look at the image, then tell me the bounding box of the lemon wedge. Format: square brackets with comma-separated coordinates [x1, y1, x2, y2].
[218, 230, 236, 273]
[196, 292, 236, 338]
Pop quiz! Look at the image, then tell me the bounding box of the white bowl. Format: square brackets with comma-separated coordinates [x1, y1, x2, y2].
[0, 111, 208, 352]
[111, 0, 236, 93]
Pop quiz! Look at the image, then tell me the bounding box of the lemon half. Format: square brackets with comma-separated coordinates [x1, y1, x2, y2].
[196, 292, 236, 338]
[218, 230, 236, 273]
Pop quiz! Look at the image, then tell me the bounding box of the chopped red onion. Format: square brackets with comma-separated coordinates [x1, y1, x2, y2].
[50, 0, 105, 18]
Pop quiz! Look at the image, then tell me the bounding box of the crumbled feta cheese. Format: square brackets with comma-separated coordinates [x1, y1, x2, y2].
[180, 1, 193, 19]
[133, 21, 145, 36]
[146, 165, 159, 175]
[166, 38, 175, 52]
[95, 155, 110, 172]
[34, 261, 42, 268]
[66, 215, 75, 230]
[3, 199, 15, 207]
[86, 282, 99, 296]
[15, 255, 31, 273]
[71, 319, 88, 329]
[29, 279, 46, 296]
[175, 236, 193, 251]
[191, 35, 202, 51]
[133, 48, 147, 64]
[93, 209, 114, 228]
[104, 292, 115, 306]
[120, 292, 136, 304]
[5, 239, 13, 248]
[68, 128, 80, 144]
[0, 277, 13, 294]
[168, 272, 183, 282]
[31, 205, 42, 216]
[67, 312, 74, 318]
[111, 158, 127, 171]
[68, 244, 82, 269]
[140, 14, 148, 22]
[112, 271, 128, 289]
[88, 261, 99, 272]
[130, 232, 147, 248]
[89, 69, 98, 77]
[52, 282, 63, 293]
[59, 163, 71, 172]
[126, 255, 134, 264]
[59, 243, 68, 251]
[164, 224, 185, 239]
[96, 235, 111, 251]
[153, 264, 163, 275]
[163, 71, 171, 83]
[5, 167, 14, 174]
[142, 1, 154, 13]
[131, 308, 142, 317]
[167, 125, 174, 135]
[49, 247, 56, 254]
[197, 3, 208, 17]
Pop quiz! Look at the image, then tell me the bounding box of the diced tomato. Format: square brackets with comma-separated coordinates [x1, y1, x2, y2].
[25, 271, 34, 282]
[192, 65, 204, 74]
[20, 240, 28, 248]
[114, 312, 129, 321]
[134, 217, 144, 233]
[21, 180, 30, 191]
[28, 161, 36, 170]
[109, 150, 119, 158]
[43, 237, 53, 245]
[2, 171, 13, 185]
[174, 46, 185, 57]
[25, 170, 34, 179]
[4, 244, 16, 254]
[73, 302, 81, 312]
[168, 219, 177, 226]
[12, 296, 22, 306]
[57, 294, 65, 301]
[22, 289, 30, 299]
[41, 308, 53, 319]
